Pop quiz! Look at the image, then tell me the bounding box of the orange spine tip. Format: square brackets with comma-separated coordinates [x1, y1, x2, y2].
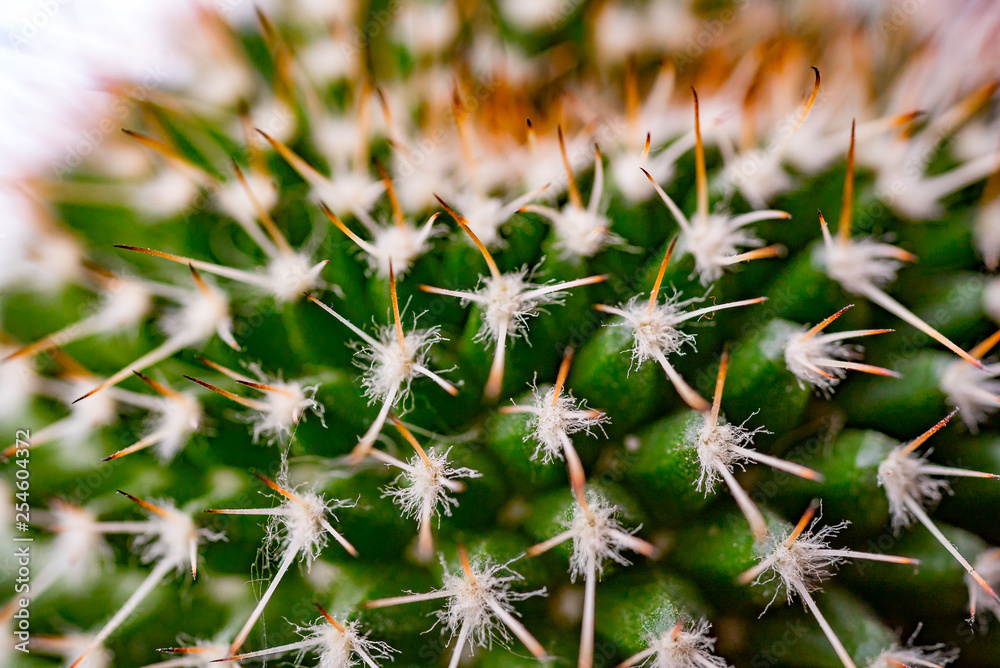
[254, 472, 299, 503]
[802, 305, 855, 340]
[648, 236, 679, 313]
[902, 410, 958, 454]
[786, 499, 820, 547]
[838, 120, 856, 243]
[557, 125, 582, 209]
[116, 489, 169, 518]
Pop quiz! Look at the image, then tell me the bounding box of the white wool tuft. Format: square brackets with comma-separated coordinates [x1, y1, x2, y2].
[358, 325, 446, 403]
[611, 151, 659, 203]
[182, 55, 253, 110]
[92, 279, 153, 332]
[784, 326, 862, 395]
[300, 35, 360, 84]
[610, 294, 699, 370]
[266, 252, 327, 303]
[17, 228, 86, 294]
[56, 378, 120, 460]
[438, 555, 545, 651]
[368, 219, 441, 277]
[647, 161, 789, 284]
[132, 168, 202, 219]
[722, 152, 795, 210]
[691, 416, 768, 495]
[684, 213, 765, 285]
[148, 392, 202, 461]
[877, 447, 951, 531]
[36, 633, 113, 668]
[394, 1, 459, 56]
[967, 549, 1000, 622]
[392, 148, 455, 214]
[451, 193, 519, 249]
[214, 171, 278, 225]
[313, 172, 385, 220]
[293, 618, 396, 668]
[524, 385, 608, 463]
[550, 206, 616, 259]
[382, 447, 481, 526]
[21, 505, 115, 606]
[42, 503, 113, 590]
[245, 96, 297, 144]
[456, 195, 507, 248]
[819, 236, 904, 294]
[939, 359, 1000, 432]
[983, 276, 1000, 324]
[160, 283, 233, 345]
[867, 641, 958, 668]
[499, 0, 568, 31]
[266, 477, 354, 566]
[749, 517, 851, 605]
[476, 270, 564, 346]
[314, 117, 367, 169]
[644, 618, 730, 668]
[974, 198, 1000, 270]
[0, 345, 39, 421]
[249, 377, 323, 444]
[133, 501, 217, 572]
[593, 4, 647, 63]
[567, 493, 639, 580]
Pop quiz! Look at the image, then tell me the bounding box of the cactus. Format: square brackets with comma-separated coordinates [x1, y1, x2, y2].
[3, 2, 1000, 668]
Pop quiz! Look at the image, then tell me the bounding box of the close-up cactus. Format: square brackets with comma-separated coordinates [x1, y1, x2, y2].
[3, 1, 1000, 667]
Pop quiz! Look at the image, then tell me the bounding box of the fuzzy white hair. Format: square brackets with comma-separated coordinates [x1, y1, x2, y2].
[91, 279, 153, 333]
[609, 293, 699, 370]
[357, 324, 446, 404]
[684, 213, 767, 286]
[690, 415, 768, 494]
[382, 446, 481, 526]
[133, 501, 219, 572]
[313, 172, 385, 221]
[0, 344, 38, 422]
[975, 199, 1000, 271]
[437, 555, 545, 651]
[367, 220, 441, 278]
[876, 447, 951, 531]
[551, 207, 618, 259]
[749, 517, 851, 607]
[642, 618, 730, 668]
[867, 641, 958, 668]
[41, 503, 113, 590]
[252, 379, 323, 444]
[967, 549, 1000, 622]
[160, 283, 234, 346]
[939, 359, 1000, 432]
[146, 391, 202, 461]
[213, 170, 278, 226]
[474, 269, 565, 347]
[264, 251, 328, 304]
[983, 276, 1000, 323]
[523, 384, 608, 463]
[293, 618, 397, 668]
[265, 476, 355, 566]
[819, 236, 905, 295]
[784, 326, 863, 395]
[568, 492, 641, 580]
